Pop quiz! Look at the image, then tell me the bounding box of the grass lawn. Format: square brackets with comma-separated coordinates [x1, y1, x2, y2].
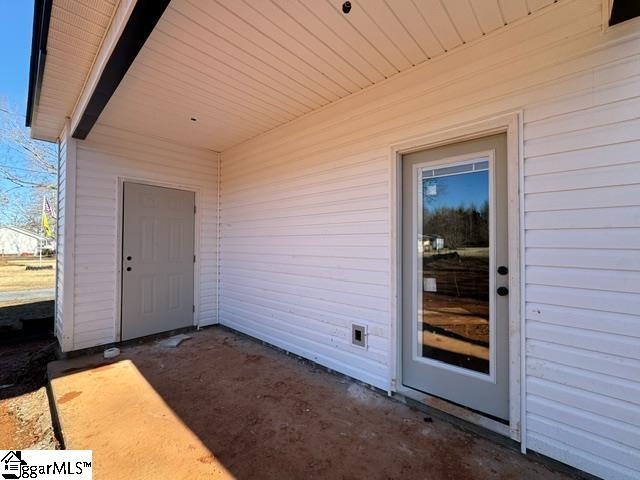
[0, 257, 56, 293]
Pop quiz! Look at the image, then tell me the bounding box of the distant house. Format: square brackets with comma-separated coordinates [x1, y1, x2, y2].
[0, 226, 53, 256]
[422, 235, 445, 252]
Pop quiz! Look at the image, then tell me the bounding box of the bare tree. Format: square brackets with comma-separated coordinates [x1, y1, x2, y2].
[0, 98, 57, 233]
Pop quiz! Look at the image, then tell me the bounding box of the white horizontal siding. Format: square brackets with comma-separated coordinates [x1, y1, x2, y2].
[219, 1, 640, 478]
[71, 124, 218, 350]
[521, 23, 640, 476]
[220, 144, 392, 388]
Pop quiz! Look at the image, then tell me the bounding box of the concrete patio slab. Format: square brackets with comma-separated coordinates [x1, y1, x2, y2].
[48, 356, 233, 479]
[48, 327, 579, 479]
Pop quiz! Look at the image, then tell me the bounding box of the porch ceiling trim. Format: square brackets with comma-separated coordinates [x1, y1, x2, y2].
[72, 0, 171, 139]
[25, 0, 52, 128]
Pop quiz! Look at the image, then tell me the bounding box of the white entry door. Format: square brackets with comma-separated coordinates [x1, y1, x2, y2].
[402, 134, 510, 421]
[121, 182, 195, 341]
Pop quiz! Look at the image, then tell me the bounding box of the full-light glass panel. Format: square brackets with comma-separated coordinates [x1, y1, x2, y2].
[418, 158, 490, 374]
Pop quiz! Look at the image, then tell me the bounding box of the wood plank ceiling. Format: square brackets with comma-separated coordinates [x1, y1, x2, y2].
[96, 0, 557, 151]
[31, 0, 118, 141]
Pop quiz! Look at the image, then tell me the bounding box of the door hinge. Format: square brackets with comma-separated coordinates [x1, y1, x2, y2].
[193, 305, 195, 313]
[193, 254, 196, 263]
[194, 205, 197, 214]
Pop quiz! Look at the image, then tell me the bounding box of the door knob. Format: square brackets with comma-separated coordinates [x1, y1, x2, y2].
[126, 256, 132, 261]
[497, 266, 508, 275]
[126, 267, 132, 272]
[497, 286, 509, 296]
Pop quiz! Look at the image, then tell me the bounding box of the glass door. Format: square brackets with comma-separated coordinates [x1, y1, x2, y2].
[402, 134, 510, 421]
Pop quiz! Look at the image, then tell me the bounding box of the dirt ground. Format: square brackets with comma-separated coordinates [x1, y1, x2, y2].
[0, 388, 58, 450]
[0, 257, 55, 293]
[57, 327, 575, 480]
[0, 251, 58, 454]
[0, 336, 59, 450]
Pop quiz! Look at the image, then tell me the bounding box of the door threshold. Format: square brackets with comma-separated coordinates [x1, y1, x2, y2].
[395, 385, 514, 440]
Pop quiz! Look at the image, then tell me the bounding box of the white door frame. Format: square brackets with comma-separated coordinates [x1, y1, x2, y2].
[115, 177, 201, 342]
[388, 112, 524, 443]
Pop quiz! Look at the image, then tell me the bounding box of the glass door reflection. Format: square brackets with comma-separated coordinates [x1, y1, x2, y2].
[418, 159, 491, 374]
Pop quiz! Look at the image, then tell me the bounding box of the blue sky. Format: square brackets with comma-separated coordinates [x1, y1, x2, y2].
[0, 1, 33, 113]
[0, 1, 56, 225]
[424, 170, 489, 212]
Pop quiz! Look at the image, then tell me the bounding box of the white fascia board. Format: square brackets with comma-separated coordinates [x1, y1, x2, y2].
[68, 0, 137, 139]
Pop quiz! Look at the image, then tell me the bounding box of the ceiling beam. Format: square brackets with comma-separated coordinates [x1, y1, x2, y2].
[72, 0, 171, 140]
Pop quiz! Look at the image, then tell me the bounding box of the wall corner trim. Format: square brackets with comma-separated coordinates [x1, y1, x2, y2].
[61, 121, 77, 352]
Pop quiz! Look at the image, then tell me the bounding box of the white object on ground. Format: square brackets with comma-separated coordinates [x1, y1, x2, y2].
[104, 347, 120, 359]
[158, 334, 192, 348]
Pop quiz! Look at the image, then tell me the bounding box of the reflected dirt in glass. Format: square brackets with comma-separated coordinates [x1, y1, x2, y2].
[421, 248, 489, 374]
[419, 164, 490, 374]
